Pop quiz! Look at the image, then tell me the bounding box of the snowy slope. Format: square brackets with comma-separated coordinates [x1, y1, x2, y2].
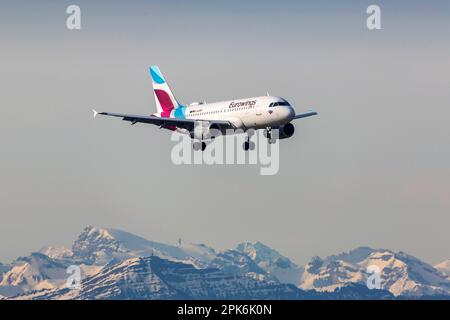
[208, 249, 275, 282]
[299, 247, 450, 297]
[435, 260, 450, 280]
[39, 246, 73, 260]
[71, 226, 216, 267]
[236, 242, 303, 285]
[0, 252, 102, 298]
[0, 253, 69, 297]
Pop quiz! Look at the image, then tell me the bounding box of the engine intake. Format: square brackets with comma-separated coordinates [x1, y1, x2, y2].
[263, 123, 295, 140]
[279, 123, 295, 139]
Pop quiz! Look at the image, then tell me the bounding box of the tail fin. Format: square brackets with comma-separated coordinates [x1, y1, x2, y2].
[149, 65, 181, 117]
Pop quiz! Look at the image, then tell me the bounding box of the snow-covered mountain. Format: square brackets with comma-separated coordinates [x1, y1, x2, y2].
[298, 247, 450, 297]
[236, 242, 303, 285]
[435, 260, 450, 280]
[0, 226, 448, 299]
[0, 253, 69, 297]
[68, 226, 285, 283]
[71, 226, 216, 267]
[70, 227, 297, 283]
[12, 256, 308, 300]
[12, 255, 396, 300]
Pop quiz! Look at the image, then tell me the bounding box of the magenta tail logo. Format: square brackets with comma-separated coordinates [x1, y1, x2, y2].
[154, 89, 174, 117]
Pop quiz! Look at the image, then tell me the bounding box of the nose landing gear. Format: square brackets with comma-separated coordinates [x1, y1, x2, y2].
[264, 127, 276, 144]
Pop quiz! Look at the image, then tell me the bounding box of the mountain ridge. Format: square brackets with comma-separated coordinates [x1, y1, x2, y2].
[1, 226, 448, 299]
[298, 246, 450, 297]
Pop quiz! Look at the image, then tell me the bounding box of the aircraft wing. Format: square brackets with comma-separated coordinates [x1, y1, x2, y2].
[93, 110, 234, 131]
[293, 110, 318, 120]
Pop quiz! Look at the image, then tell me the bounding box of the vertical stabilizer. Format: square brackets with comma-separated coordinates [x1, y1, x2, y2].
[149, 65, 182, 117]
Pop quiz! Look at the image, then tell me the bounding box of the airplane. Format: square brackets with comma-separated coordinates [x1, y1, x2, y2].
[93, 65, 317, 151]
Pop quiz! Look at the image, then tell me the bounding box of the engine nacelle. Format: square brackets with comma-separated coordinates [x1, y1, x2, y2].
[264, 123, 295, 140]
[278, 123, 295, 139]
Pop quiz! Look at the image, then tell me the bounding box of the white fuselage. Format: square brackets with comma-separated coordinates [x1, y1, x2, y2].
[180, 96, 295, 132]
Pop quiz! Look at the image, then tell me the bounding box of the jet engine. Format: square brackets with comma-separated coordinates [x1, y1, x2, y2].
[278, 122, 295, 139]
[264, 123, 295, 140]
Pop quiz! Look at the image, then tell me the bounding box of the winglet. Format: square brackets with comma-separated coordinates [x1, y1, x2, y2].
[92, 109, 99, 118]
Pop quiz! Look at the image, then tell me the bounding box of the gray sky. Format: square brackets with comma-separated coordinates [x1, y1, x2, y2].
[0, 0, 449, 265]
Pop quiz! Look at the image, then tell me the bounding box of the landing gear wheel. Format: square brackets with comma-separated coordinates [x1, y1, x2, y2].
[243, 132, 256, 151]
[243, 141, 255, 151]
[193, 141, 202, 151]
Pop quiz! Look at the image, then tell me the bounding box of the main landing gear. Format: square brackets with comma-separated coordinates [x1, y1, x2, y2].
[243, 140, 255, 151]
[193, 141, 206, 151]
[192, 130, 258, 152]
[243, 130, 255, 151]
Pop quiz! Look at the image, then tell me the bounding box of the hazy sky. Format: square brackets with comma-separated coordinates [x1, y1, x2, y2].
[0, 0, 449, 265]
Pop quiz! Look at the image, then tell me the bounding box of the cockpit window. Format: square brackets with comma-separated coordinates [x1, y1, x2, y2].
[269, 101, 290, 107]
